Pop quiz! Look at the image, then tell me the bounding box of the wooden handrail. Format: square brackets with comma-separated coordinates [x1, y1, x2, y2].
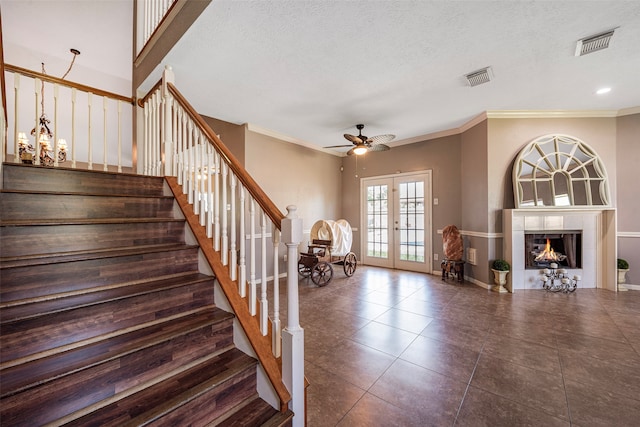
[167, 82, 285, 229]
[137, 78, 162, 108]
[166, 176, 291, 412]
[4, 64, 134, 104]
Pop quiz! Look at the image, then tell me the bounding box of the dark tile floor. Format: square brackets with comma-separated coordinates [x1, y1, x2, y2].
[291, 266, 640, 426]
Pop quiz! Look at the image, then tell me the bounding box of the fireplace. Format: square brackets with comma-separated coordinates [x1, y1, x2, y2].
[525, 232, 582, 269]
[503, 209, 617, 291]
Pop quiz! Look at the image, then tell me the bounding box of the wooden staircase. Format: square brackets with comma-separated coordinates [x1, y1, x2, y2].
[0, 163, 292, 426]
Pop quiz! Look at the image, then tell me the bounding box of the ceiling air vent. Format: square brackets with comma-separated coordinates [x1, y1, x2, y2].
[465, 67, 493, 87]
[575, 29, 616, 56]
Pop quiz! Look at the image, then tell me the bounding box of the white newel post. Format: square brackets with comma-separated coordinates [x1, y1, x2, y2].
[281, 205, 304, 426]
[162, 65, 175, 176]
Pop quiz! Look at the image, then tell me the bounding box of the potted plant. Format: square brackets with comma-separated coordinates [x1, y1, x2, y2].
[491, 259, 510, 293]
[617, 258, 629, 285]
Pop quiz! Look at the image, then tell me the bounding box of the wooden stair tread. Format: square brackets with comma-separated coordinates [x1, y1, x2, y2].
[0, 272, 215, 323]
[216, 397, 292, 427]
[0, 217, 183, 226]
[61, 348, 257, 427]
[1, 279, 216, 364]
[1, 308, 233, 398]
[0, 242, 198, 268]
[0, 188, 174, 199]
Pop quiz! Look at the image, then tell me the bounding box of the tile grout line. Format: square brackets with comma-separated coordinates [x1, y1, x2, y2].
[451, 326, 491, 426]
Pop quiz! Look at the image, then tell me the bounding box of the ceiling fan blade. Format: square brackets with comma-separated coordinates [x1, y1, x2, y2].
[367, 143, 391, 152]
[344, 134, 363, 144]
[367, 134, 395, 145]
[324, 144, 353, 149]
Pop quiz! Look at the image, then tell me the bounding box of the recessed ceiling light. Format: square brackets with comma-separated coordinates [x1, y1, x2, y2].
[596, 87, 611, 95]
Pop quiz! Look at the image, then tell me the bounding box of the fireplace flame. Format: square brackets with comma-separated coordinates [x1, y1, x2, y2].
[534, 239, 564, 262]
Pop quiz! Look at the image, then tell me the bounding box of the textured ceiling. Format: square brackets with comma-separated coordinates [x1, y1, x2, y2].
[3, 1, 640, 155]
[151, 0, 640, 153]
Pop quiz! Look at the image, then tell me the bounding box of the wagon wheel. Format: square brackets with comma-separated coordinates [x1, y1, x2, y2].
[298, 259, 312, 278]
[343, 252, 357, 277]
[311, 262, 333, 286]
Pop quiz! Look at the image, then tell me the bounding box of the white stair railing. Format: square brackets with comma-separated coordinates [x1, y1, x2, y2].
[4, 64, 133, 172]
[139, 66, 304, 426]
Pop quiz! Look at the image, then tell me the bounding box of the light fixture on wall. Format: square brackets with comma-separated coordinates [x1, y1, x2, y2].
[19, 48, 79, 166]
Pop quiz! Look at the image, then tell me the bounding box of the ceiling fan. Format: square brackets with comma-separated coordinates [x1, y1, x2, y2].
[324, 124, 395, 155]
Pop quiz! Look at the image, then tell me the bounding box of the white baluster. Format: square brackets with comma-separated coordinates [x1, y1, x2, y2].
[199, 137, 206, 226]
[272, 227, 281, 357]
[187, 121, 194, 203]
[260, 211, 268, 335]
[193, 132, 201, 216]
[249, 199, 257, 315]
[221, 162, 229, 265]
[230, 174, 237, 281]
[71, 88, 76, 168]
[53, 84, 59, 167]
[143, 99, 149, 175]
[238, 184, 247, 297]
[103, 96, 108, 171]
[13, 73, 20, 163]
[118, 100, 122, 172]
[34, 78, 41, 166]
[87, 92, 93, 170]
[180, 109, 188, 188]
[175, 108, 182, 184]
[206, 148, 213, 238]
[170, 97, 177, 176]
[213, 152, 221, 251]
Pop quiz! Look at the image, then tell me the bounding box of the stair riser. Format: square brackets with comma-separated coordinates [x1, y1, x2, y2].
[1, 222, 186, 257]
[1, 280, 216, 363]
[0, 192, 175, 220]
[2, 164, 166, 196]
[1, 247, 200, 302]
[0, 319, 234, 426]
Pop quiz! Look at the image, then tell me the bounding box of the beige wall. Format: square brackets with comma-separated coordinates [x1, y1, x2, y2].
[616, 113, 640, 284]
[460, 120, 491, 283]
[341, 134, 462, 261]
[201, 116, 245, 165]
[244, 130, 343, 242]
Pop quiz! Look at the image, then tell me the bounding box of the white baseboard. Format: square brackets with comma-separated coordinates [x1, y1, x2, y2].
[623, 284, 640, 290]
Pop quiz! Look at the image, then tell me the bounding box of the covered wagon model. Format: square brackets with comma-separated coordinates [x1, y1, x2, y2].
[298, 219, 357, 286]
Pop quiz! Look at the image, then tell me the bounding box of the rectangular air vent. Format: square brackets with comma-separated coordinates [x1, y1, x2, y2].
[465, 66, 493, 87]
[575, 29, 616, 56]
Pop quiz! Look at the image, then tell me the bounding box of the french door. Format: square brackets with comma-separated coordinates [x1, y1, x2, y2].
[361, 171, 432, 273]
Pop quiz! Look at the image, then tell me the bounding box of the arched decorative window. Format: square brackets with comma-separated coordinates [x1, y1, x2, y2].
[513, 134, 610, 208]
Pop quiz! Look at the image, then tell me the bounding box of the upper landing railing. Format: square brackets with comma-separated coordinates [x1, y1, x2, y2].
[3, 64, 134, 172]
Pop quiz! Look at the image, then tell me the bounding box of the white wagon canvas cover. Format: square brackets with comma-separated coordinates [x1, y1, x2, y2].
[309, 219, 353, 257]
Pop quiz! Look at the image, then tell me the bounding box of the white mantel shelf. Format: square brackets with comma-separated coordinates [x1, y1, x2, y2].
[503, 208, 617, 292]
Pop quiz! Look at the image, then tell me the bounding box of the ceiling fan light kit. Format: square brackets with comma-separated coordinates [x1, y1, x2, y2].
[324, 124, 395, 156]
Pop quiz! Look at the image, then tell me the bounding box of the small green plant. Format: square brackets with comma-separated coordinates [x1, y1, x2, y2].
[617, 258, 629, 270]
[492, 259, 510, 271]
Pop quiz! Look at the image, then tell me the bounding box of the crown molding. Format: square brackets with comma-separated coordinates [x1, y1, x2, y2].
[485, 109, 621, 119]
[245, 123, 337, 155]
[246, 107, 639, 155]
[618, 106, 640, 116]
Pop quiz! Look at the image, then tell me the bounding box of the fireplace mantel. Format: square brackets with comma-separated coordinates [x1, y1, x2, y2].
[503, 208, 617, 292]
